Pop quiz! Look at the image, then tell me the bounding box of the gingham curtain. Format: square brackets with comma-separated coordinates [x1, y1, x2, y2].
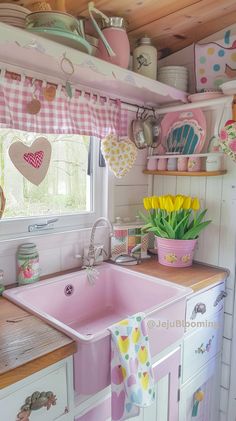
[0, 75, 128, 137]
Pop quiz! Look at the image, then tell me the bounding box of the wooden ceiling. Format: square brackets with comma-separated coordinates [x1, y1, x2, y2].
[3, 0, 236, 57]
[51, 0, 236, 58]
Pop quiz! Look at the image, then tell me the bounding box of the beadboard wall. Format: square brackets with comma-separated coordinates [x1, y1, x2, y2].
[159, 25, 236, 421]
[109, 148, 150, 222]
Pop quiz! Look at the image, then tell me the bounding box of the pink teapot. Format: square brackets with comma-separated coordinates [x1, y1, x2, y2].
[88, 2, 130, 68]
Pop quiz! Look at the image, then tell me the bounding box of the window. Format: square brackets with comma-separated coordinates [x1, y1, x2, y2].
[0, 130, 105, 237]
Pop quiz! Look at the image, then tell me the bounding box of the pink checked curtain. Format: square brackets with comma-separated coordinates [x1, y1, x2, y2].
[0, 74, 128, 137]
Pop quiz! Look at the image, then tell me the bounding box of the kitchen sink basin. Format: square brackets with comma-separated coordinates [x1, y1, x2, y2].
[4, 263, 191, 394]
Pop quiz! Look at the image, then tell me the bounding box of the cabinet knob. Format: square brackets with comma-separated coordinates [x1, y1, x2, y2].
[191, 302, 206, 319]
[214, 291, 227, 307]
[16, 391, 57, 421]
[192, 388, 205, 417]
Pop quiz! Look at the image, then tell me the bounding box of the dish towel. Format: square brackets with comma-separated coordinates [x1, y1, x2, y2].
[109, 313, 155, 421]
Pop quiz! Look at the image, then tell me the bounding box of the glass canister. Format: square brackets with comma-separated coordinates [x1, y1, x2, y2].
[17, 243, 40, 285]
[133, 36, 157, 79]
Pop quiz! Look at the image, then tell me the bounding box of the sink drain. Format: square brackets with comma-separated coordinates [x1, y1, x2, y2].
[64, 284, 74, 296]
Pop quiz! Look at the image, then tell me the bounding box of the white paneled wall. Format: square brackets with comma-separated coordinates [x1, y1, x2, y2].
[159, 24, 236, 421]
[111, 149, 149, 222]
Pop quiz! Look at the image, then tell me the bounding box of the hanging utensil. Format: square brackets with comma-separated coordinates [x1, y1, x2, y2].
[88, 2, 115, 57]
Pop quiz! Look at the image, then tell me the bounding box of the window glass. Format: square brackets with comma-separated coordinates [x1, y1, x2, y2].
[0, 130, 91, 219]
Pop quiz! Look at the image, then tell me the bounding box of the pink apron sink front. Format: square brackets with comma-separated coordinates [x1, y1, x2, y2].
[4, 263, 191, 394]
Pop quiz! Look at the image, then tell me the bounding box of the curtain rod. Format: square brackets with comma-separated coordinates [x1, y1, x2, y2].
[0, 63, 156, 113]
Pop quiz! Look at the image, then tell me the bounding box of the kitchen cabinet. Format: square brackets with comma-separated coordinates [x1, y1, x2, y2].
[75, 347, 181, 421]
[0, 357, 74, 421]
[179, 354, 221, 421]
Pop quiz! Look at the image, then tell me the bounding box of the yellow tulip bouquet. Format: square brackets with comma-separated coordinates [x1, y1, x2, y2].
[141, 195, 211, 240]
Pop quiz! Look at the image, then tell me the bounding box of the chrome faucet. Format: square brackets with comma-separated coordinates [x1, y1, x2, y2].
[87, 217, 113, 267]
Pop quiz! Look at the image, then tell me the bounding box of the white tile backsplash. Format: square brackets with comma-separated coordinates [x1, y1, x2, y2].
[0, 226, 107, 286]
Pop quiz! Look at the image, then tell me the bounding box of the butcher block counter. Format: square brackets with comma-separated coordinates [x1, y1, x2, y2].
[128, 259, 228, 292]
[0, 297, 76, 389]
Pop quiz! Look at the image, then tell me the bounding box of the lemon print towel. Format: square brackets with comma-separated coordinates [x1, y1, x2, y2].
[109, 313, 155, 421]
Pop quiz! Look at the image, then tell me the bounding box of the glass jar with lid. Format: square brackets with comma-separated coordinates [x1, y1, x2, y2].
[17, 243, 40, 285]
[133, 36, 158, 79]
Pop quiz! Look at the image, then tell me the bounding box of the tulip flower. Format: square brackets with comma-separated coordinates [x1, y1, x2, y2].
[182, 196, 192, 210]
[174, 195, 184, 211]
[143, 197, 152, 211]
[164, 195, 174, 212]
[191, 197, 200, 211]
[141, 193, 211, 240]
[152, 196, 159, 209]
[159, 196, 165, 210]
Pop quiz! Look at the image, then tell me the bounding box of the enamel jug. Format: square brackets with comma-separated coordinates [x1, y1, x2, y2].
[88, 2, 130, 68]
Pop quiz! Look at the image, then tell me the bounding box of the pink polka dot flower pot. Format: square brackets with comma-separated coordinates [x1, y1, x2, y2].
[155, 236, 198, 267]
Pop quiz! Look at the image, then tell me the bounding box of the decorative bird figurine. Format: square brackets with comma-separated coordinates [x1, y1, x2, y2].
[132, 327, 141, 344]
[138, 346, 148, 364]
[118, 335, 130, 354]
[141, 372, 149, 390]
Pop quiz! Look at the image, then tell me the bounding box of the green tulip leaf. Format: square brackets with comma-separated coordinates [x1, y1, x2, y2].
[182, 220, 211, 240]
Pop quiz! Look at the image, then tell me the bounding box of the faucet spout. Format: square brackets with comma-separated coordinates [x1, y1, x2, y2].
[87, 217, 113, 267]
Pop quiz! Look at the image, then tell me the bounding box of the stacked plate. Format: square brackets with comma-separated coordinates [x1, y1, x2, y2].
[0, 3, 30, 28]
[157, 66, 188, 92]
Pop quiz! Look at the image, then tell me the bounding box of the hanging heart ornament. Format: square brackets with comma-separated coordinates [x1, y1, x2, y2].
[101, 134, 137, 178]
[219, 120, 236, 162]
[9, 137, 52, 186]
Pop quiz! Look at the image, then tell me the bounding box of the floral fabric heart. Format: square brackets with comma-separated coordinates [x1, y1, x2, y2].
[219, 121, 236, 162]
[101, 134, 137, 179]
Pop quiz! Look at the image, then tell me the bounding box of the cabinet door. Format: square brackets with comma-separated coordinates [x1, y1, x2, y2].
[76, 348, 181, 421]
[143, 347, 181, 421]
[179, 354, 221, 421]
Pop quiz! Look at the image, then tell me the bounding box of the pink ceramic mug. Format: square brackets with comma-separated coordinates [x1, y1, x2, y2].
[177, 157, 188, 171]
[157, 158, 167, 171]
[188, 157, 201, 172]
[147, 158, 158, 170]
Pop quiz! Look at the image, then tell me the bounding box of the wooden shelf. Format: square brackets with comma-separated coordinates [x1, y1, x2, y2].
[143, 170, 227, 177]
[0, 23, 188, 106]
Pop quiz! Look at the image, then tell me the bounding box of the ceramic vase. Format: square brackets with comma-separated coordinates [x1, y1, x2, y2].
[155, 236, 197, 267]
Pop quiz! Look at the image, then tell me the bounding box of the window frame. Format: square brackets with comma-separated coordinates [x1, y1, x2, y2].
[0, 138, 105, 239]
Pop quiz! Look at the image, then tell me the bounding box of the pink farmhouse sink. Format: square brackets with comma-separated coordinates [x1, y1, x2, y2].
[4, 263, 191, 394]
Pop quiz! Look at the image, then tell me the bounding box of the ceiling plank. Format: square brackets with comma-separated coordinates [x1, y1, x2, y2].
[62, 0, 202, 32]
[128, 0, 236, 55]
[157, 9, 236, 57]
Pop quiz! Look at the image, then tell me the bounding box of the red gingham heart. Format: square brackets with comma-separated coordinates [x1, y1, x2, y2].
[23, 151, 44, 168]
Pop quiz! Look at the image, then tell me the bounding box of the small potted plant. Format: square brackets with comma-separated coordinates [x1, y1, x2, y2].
[140, 195, 211, 267]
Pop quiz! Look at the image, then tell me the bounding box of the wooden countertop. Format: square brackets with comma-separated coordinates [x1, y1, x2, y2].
[0, 297, 77, 389]
[128, 259, 228, 292]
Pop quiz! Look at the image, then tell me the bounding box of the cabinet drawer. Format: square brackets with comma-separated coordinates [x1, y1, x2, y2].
[0, 360, 69, 421]
[186, 282, 225, 330]
[182, 310, 223, 383]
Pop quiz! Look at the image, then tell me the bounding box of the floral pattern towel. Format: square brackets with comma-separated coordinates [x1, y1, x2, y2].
[109, 313, 155, 421]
